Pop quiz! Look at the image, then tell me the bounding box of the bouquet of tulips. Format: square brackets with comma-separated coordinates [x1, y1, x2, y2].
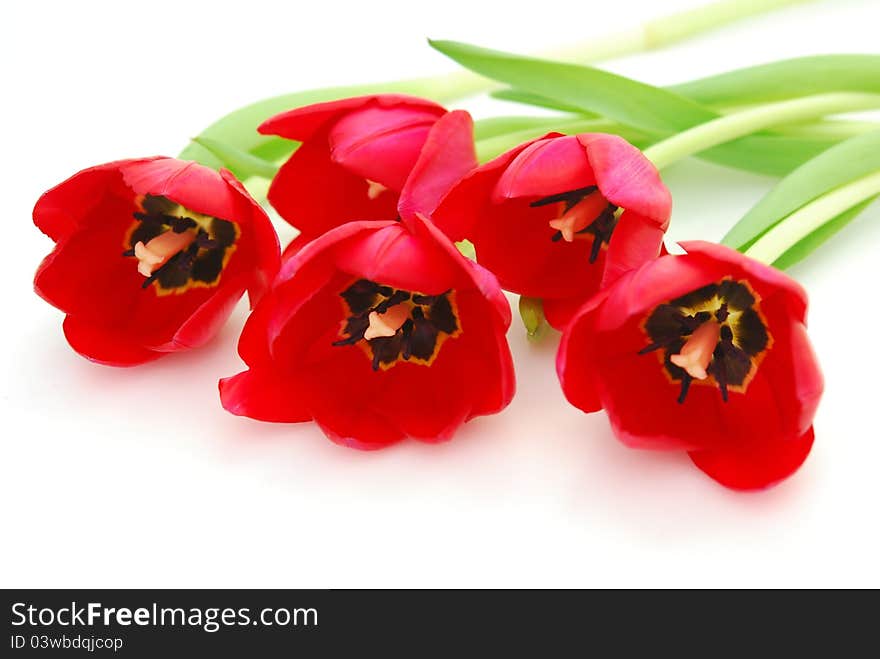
[35, 0, 880, 490]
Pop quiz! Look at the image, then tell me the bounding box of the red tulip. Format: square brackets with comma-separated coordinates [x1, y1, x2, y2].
[432, 133, 672, 328]
[557, 240, 824, 490]
[220, 111, 514, 448]
[34, 157, 280, 366]
[258, 94, 452, 254]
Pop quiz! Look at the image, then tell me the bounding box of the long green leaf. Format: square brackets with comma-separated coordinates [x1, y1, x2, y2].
[669, 55, 880, 106]
[431, 41, 879, 176]
[722, 130, 880, 250]
[496, 55, 880, 114]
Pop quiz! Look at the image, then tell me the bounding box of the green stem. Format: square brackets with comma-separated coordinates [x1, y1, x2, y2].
[642, 92, 880, 169]
[744, 169, 880, 263]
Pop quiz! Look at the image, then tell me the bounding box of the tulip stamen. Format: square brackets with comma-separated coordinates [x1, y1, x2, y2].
[123, 195, 239, 295]
[533, 187, 618, 261]
[334, 279, 461, 371]
[639, 279, 771, 403]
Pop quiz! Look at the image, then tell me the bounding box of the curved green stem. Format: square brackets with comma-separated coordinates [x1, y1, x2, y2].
[642, 92, 880, 169]
[744, 170, 880, 263]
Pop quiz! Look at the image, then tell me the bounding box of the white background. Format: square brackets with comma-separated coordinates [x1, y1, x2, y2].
[3, 0, 879, 588]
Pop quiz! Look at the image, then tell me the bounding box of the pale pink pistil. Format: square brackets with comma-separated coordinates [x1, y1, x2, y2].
[363, 304, 411, 340]
[670, 321, 721, 380]
[134, 229, 197, 277]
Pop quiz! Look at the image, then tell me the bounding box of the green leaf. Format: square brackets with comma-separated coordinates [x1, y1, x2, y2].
[494, 56, 880, 115]
[669, 55, 880, 106]
[722, 130, 880, 251]
[491, 88, 596, 115]
[429, 41, 859, 177]
[430, 39, 714, 134]
[190, 137, 278, 180]
[772, 196, 878, 270]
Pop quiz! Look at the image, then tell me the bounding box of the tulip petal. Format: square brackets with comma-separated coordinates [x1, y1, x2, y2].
[398, 110, 477, 223]
[688, 427, 815, 491]
[266, 137, 400, 239]
[258, 94, 444, 142]
[578, 133, 672, 223]
[219, 369, 312, 423]
[328, 105, 441, 191]
[62, 315, 162, 366]
[493, 135, 593, 202]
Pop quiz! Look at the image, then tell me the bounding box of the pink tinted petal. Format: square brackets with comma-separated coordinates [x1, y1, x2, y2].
[329, 105, 442, 191]
[398, 110, 477, 223]
[258, 94, 444, 141]
[331, 222, 463, 295]
[493, 135, 594, 202]
[679, 241, 808, 322]
[578, 133, 672, 223]
[119, 159, 241, 222]
[689, 427, 815, 491]
[602, 210, 667, 287]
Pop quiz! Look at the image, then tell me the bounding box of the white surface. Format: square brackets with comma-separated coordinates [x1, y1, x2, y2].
[3, 0, 879, 588]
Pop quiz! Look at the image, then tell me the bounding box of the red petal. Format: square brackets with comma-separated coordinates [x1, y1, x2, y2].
[689, 427, 815, 491]
[555, 288, 613, 414]
[331, 222, 463, 295]
[258, 94, 444, 141]
[119, 159, 241, 222]
[266, 137, 400, 238]
[220, 169, 280, 306]
[157, 276, 248, 352]
[429, 137, 537, 242]
[62, 315, 162, 366]
[470, 197, 605, 299]
[328, 105, 441, 191]
[492, 135, 594, 202]
[602, 210, 667, 287]
[219, 369, 312, 423]
[33, 159, 152, 241]
[398, 110, 477, 223]
[679, 241, 808, 322]
[578, 133, 672, 223]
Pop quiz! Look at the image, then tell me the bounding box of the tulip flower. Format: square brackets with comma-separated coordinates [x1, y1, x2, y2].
[221, 111, 515, 448]
[557, 240, 824, 490]
[258, 94, 452, 253]
[431, 132, 672, 329]
[34, 157, 280, 366]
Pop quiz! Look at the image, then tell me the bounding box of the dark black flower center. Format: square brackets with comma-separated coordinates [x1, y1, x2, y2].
[530, 185, 618, 263]
[639, 279, 771, 403]
[333, 279, 460, 371]
[122, 195, 239, 294]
